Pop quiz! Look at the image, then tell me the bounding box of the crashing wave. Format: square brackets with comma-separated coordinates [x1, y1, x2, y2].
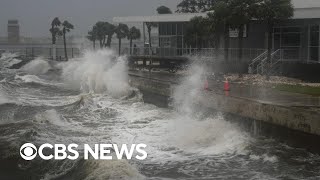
[60, 49, 131, 98]
[21, 57, 51, 75]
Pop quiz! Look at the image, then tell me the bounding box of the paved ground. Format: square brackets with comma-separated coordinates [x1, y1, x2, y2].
[129, 70, 320, 108]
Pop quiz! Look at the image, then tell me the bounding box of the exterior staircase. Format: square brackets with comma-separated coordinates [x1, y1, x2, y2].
[249, 49, 283, 75]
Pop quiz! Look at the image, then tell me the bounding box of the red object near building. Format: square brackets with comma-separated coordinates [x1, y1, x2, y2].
[224, 79, 230, 91]
[204, 79, 209, 90]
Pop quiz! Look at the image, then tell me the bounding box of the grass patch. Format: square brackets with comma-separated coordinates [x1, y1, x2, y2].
[274, 84, 320, 96]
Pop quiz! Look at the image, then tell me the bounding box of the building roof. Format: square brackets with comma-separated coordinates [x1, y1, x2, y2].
[293, 0, 320, 9]
[113, 13, 207, 23]
[294, 7, 320, 19]
[113, 7, 320, 23]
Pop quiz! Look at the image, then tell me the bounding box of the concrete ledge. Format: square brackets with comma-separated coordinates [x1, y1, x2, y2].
[199, 92, 320, 136]
[129, 73, 320, 136]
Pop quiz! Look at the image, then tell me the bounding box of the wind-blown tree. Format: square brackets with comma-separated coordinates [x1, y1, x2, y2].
[256, 0, 293, 63]
[145, 22, 158, 49]
[104, 22, 116, 48]
[157, 6, 172, 14]
[50, 17, 61, 45]
[176, 0, 217, 13]
[127, 26, 141, 54]
[115, 23, 129, 55]
[94, 21, 116, 48]
[94, 22, 106, 48]
[87, 25, 98, 49]
[61, 21, 74, 61]
[185, 16, 212, 49]
[228, 0, 257, 61]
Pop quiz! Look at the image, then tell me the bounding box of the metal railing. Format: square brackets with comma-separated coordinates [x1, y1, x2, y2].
[256, 49, 282, 74]
[0, 45, 80, 60]
[124, 47, 266, 62]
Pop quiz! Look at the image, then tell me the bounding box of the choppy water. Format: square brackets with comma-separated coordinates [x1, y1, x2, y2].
[0, 50, 320, 180]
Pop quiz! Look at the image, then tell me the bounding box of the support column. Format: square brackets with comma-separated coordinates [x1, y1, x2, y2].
[52, 44, 56, 60]
[143, 22, 146, 45]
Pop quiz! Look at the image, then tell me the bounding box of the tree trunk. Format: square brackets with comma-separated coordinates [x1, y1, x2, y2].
[93, 40, 96, 50]
[51, 25, 55, 45]
[106, 35, 112, 48]
[63, 31, 68, 61]
[99, 40, 103, 48]
[130, 38, 133, 55]
[148, 30, 152, 49]
[238, 25, 244, 62]
[118, 38, 121, 56]
[224, 23, 230, 62]
[103, 35, 106, 47]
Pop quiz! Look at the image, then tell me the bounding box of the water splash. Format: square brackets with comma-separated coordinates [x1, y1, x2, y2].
[0, 90, 9, 105]
[60, 49, 130, 97]
[21, 57, 51, 75]
[169, 63, 249, 155]
[0, 52, 22, 68]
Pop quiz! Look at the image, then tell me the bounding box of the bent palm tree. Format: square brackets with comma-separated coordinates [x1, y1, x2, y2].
[104, 22, 116, 48]
[87, 25, 98, 50]
[62, 21, 74, 61]
[127, 27, 141, 54]
[145, 22, 158, 49]
[115, 23, 129, 56]
[50, 17, 61, 45]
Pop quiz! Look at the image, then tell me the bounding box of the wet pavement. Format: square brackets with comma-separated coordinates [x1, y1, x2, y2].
[129, 70, 320, 108]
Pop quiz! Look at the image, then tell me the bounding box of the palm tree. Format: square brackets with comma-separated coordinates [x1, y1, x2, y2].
[61, 21, 74, 61]
[115, 23, 129, 55]
[50, 17, 61, 45]
[127, 26, 141, 54]
[87, 26, 98, 50]
[104, 22, 116, 48]
[145, 22, 158, 49]
[255, 0, 293, 63]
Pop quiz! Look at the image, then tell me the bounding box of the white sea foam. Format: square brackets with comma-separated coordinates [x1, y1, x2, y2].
[0, 52, 22, 68]
[22, 57, 51, 74]
[60, 49, 130, 98]
[108, 63, 250, 164]
[169, 114, 249, 155]
[81, 159, 144, 180]
[0, 90, 9, 105]
[169, 64, 249, 155]
[15, 74, 51, 85]
[35, 109, 67, 126]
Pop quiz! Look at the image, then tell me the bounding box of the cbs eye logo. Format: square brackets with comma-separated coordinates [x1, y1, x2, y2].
[20, 143, 37, 160]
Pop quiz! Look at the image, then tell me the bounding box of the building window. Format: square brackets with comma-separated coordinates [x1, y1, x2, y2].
[273, 26, 302, 61]
[167, 23, 172, 35]
[177, 23, 183, 35]
[309, 25, 319, 62]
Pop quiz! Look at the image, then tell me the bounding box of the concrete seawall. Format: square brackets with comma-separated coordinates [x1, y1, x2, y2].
[129, 72, 320, 151]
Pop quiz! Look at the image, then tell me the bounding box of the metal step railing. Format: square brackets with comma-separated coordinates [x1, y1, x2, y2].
[249, 49, 283, 75]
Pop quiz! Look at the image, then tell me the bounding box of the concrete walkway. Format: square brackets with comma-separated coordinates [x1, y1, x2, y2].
[129, 70, 320, 108]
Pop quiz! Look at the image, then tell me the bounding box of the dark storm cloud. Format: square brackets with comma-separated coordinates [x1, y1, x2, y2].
[0, 0, 180, 37]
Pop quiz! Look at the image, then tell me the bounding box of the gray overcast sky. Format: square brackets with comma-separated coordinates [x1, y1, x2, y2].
[0, 0, 180, 37]
[0, 0, 319, 37]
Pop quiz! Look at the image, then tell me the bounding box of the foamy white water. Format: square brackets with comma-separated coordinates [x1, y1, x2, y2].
[60, 49, 130, 97]
[21, 57, 51, 75]
[0, 49, 319, 179]
[0, 52, 22, 68]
